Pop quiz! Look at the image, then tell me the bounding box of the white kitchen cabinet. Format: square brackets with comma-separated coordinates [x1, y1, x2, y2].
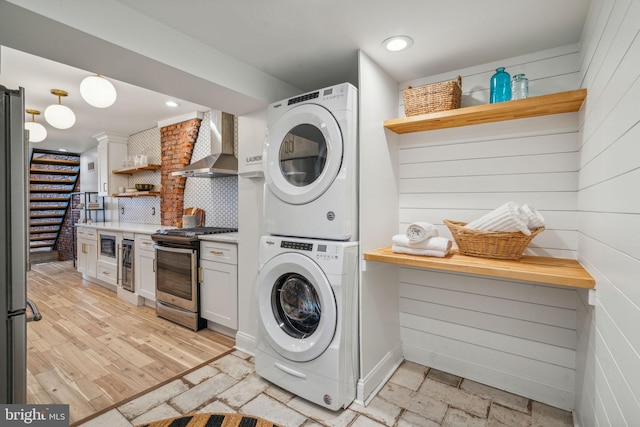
[95, 132, 128, 196]
[96, 229, 122, 286]
[135, 233, 156, 301]
[76, 227, 97, 278]
[97, 259, 118, 285]
[199, 241, 238, 329]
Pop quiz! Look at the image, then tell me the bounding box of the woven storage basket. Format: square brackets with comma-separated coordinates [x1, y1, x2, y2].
[444, 219, 544, 260]
[403, 76, 462, 116]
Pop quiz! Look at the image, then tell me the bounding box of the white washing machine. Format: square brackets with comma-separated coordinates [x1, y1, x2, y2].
[254, 235, 359, 410]
[263, 83, 358, 241]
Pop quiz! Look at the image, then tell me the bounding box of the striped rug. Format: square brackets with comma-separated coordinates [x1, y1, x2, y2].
[136, 412, 284, 427]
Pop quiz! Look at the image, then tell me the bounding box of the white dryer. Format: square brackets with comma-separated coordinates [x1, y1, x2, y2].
[263, 83, 357, 241]
[254, 235, 359, 411]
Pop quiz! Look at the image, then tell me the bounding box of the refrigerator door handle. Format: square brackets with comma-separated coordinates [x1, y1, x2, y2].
[26, 299, 42, 322]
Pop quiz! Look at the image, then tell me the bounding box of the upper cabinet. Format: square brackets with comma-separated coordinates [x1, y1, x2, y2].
[95, 132, 128, 196]
[383, 89, 587, 134]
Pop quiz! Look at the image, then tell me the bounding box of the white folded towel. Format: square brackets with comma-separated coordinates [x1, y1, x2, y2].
[406, 222, 438, 242]
[521, 204, 545, 229]
[392, 235, 452, 252]
[464, 202, 531, 235]
[392, 244, 449, 258]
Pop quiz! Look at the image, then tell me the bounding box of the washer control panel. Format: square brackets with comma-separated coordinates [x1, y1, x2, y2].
[280, 239, 340, 261]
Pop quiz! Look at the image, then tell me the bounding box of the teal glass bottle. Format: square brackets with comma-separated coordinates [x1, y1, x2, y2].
[490, 67, 511, 103]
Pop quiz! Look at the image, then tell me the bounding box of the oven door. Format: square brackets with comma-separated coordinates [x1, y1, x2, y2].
[155, 245, 198, 312]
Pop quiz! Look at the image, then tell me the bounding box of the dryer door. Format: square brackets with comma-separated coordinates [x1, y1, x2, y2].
[256, 252, 337, 362]
[264, 104, 343, 205]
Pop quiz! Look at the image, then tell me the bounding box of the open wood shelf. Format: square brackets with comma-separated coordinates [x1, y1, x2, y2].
[113, 191, 160, 198]
[112, 164, 161, 175]
[364, 246, 595, 289]
[384, 89, 587, 134]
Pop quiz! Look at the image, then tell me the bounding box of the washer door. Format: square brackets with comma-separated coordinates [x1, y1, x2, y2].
[257, 252, 337, 362]
[264, 104, 343, 205]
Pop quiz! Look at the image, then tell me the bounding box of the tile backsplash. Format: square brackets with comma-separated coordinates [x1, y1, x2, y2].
[118, 110, 239, 227]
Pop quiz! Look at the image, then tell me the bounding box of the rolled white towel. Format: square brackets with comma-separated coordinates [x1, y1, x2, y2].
[464, 202, 531, 236]
[521, 204, 545, 229]
[392, 244, 449, 258]
[392, 235, 452, 252]
[406, 222, 438, 242]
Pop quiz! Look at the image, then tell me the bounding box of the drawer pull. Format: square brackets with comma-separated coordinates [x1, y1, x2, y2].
[210, 250, 224, 256]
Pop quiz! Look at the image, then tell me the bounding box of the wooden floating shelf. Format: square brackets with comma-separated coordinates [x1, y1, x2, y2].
[384, 89, 587, 134]
[112, 191, 160, 198]
[112, 164, 161, 175]
[364, 246, 595, 289]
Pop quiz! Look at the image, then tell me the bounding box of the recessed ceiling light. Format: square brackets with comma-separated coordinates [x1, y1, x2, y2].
[382, 35, 414, 52]
[58, 148, 68, 152]
[165, 101, 179, 107]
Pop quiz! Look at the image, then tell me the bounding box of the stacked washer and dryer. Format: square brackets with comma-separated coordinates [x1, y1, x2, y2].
[254, 83, 359, 411]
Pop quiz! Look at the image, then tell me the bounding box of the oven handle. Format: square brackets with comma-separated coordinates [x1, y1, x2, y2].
[154, 244, 197, 255]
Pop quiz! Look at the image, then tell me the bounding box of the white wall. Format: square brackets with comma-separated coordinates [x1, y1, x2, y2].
[574, 0, 640, 424]
[388, 45, 584, 410]
[79, 147, 98, 193]
[235, 109, 267, 353]
[357, 52, 403, 405]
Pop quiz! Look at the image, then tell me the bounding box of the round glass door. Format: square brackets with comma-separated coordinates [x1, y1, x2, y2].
[257, 252, 337, 362]
[272, 273, 321, 339]
[279, 124, 327, 188]
[264, 104, 343, 205]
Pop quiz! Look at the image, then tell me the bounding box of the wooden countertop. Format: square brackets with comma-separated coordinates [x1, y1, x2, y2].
[364, 246, 595, 289]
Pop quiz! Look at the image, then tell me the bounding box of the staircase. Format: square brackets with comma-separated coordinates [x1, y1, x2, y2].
[29, 149, 80, 261]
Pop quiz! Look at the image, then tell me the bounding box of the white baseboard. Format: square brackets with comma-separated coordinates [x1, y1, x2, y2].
[116, 287, 144, 306]
[206, 321, 236, 338]
[235, 331, 256, 356]
[355, 342, 404, 406]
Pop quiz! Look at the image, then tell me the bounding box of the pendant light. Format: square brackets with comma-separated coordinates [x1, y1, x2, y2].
[80, 74, 117, 108]
[44, 89, 76, 129]
[24, 109, 47, 143]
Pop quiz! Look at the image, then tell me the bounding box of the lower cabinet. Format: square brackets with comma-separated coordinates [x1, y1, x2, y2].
[77, 227, 97, 278]
[199, 241, 238, 329]
[97, 259, 118, 285]
[135, 233, 156, 301]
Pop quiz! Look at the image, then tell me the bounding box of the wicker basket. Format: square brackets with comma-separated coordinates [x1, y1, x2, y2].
[403, 76, 462, 116]
[444, 220, 544, 260]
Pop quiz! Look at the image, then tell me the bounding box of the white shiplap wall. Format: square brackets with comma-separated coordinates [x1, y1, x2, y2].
[393, 45, 583, 409]
[575, 0, 640, 425]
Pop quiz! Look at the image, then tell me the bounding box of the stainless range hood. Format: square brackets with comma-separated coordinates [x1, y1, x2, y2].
[172, 111, 237, 178]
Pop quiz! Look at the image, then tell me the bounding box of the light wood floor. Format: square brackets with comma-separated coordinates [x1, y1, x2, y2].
[26, 261, 235, 424]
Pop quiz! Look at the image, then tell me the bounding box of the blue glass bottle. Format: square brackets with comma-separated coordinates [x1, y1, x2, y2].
[490, 67, 511, 103]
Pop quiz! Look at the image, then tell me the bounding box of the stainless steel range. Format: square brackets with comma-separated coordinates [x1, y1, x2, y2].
[151, 227, 237, 330]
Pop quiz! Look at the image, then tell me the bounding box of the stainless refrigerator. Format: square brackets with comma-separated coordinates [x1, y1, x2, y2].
[0, 85, 29, 403]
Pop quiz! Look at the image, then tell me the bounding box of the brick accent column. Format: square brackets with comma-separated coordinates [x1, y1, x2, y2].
[160, 118, 201, 226]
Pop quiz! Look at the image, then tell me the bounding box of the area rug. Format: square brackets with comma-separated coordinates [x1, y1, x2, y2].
[136, 412, 284, 427]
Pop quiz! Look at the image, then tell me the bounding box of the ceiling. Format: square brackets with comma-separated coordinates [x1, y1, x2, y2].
[1, 46, 211, 154]
[0, 0, 591, 154]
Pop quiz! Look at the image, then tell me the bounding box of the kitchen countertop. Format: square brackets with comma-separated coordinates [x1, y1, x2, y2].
[199, 232, 239, 243]
[74, 222, 239, 243]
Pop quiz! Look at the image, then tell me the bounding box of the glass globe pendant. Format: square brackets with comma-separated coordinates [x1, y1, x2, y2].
[80, 74, 117, 108]
[24, 109, 47, 143]
[44, 89, 76, 129]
